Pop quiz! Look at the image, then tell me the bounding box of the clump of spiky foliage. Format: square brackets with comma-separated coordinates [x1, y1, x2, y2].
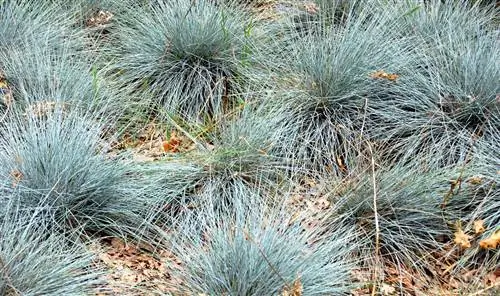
[311, 0, 364, 28]
[328, 165, 455, 287]
[0, 108, 153, 235]
[396, 0, 497, 42]
[48, 0, 135, 51]
[257, 1, 409, 175]
[195, 106, 290, 192]
[109, 0, 258, 122]
[147, 107, 290, 220]
[167, 193, 356, 295]
[0, 2, 85, 112]
[0, 202, 101, 295]
[442, 133, 499, 277]
[368, 0, 499, 169]
[0, 0, 85, 54]
[0, 39, 119, 115]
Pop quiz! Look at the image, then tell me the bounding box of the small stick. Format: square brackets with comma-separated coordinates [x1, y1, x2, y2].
[367, 143, 381, 296]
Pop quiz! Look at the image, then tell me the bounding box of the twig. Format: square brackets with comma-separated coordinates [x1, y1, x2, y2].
[359, 97, 368, 138]
[368, 143, 380, 257]
[367, 143, 381, 296]
[242, 228, 291, 291]
[183, 0, 196, 19]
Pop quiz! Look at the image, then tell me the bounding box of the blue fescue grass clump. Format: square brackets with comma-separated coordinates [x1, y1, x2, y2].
[109, 0, 258, 122]
[195, 106, 289, 189]
[0, 40, 119, 115]
[0, 203, 101, 295]
[0, 108, 153, 235]
[443, 133, 499, 276]
[449, 132, 499, 228]
[145, 107, 290, 220]
[257, 1, 410, 175]
[48, 0, 135, 48]
[452, 180, 499, 280]
[0, 0, 85, 54]
[395, 0, 497, 42]
[167, 193, 356, 295]
[294, 0, 363, 34]
[0, 1, 66, 49]
[330, 165, 454, 279]
[368, 0, 499, 168]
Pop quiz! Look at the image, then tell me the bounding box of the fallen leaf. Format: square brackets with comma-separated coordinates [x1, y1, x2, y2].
[473, 220, 486, 234]
[484, 270, 500, 286]
[336, 155, 348, 174]
[386, 74, 399, 81]
[86, 10, 113, 28]
[162, 131, 181, 153]
[454, 227, 472, 249]
[370, 70, 399, 82]
[467, 176, 483, 185]
[282, 277, 303, 296]
[10, 169, 23, 187]
[479, 230, 500, 250]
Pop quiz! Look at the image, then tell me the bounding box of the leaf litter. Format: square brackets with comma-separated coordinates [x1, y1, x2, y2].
[89, 238, 183, 295]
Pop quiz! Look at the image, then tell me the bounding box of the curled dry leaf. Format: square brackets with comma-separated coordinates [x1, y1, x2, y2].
[473, 220, 486, 234]
[162, 130, 182, 153]
[467, 176, 483, 185]
[479, 230, 500, 250]
[87, 10, 113, 28]
[454, 227, 472, 249]
[370, 70, 399, 82]
[282, 277, 303, 296]
[10, 169, 23, 187]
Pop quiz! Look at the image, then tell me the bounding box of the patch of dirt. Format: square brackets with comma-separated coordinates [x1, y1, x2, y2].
[111, 122, 194, 162]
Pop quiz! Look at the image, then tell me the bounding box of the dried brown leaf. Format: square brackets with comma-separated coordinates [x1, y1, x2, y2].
[473, 220, 486, 234]
[479, 230, 500, 250]
[370, 70, 399, 82]
[467, 176, 483, 185]
[10, 169, 23, 188]
[453, 228, 472, 249]
[162, 130, 182, 153]
[282, 277, 303, 296]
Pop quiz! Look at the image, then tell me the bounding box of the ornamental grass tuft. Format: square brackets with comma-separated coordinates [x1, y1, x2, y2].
[0, 202, 102, 295]
[329, 165, 455, 285]
[167, 193, 356, 295]
[0, 108, 155, 235]
[110, 0, 259, 122]
[257, 1, 411, 175]
[146, 107, 290, 220]
[368, 0, 499, 169]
